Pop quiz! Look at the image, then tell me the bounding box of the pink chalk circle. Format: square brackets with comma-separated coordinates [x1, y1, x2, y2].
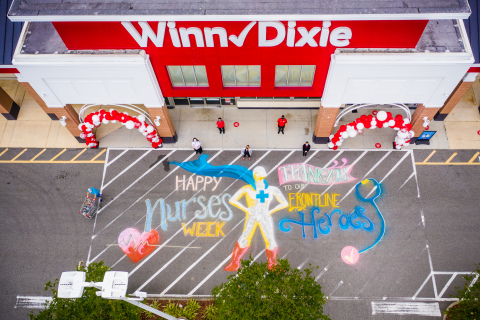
[341, 246, 360, 265]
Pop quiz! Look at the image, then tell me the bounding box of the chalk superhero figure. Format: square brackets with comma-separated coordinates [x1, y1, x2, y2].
[226, 167, 288, 271]
[170, 155, 288, 271]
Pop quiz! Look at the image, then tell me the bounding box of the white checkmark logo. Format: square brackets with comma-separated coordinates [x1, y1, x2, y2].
[228, 21, 257, 47]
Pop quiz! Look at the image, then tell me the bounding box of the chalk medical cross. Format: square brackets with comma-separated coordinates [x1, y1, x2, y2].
[256, 190, 270, 203]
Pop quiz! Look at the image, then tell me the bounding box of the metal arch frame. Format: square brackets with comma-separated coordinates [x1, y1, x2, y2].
[334, 103, 412, 127]
[78, 104, 154, 126]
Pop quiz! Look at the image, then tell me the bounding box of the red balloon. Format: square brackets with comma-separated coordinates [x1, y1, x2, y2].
[360, 115, 367, 121]
[356, 118, 362, 123]
[158, 138, 163, 144]
[386, 112, 392, 119]
[376, 122, 383, 128]
[134, 122, 141, 129]
[332, 146, 338, 150]
[395, 114, 403, 121]
[367, 115, 373, 120]
[364, 122, 372, 129]
[111, 110, 118, 116]
[332, 137, 339, 143]
[339, 125, 347, 131]
[405, 124, 412, 131]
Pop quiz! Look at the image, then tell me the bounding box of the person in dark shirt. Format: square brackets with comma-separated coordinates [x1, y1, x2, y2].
[302, 141, 311, 156]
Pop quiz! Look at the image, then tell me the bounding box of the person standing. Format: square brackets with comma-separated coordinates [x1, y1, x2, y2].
[302, 141, 310, 156]
[242, 145, 252, 161]
[277, 115, 287, 134]
[192, 138, 202, 154]
[216, 117, 225, 134]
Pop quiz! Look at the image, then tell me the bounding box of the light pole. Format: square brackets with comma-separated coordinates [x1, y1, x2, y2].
[58, 271, 180, 320]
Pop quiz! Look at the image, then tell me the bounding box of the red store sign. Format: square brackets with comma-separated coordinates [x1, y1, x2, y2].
[53, 20, 428, 98]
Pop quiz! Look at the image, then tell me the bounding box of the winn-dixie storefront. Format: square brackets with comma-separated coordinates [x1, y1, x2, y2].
[11, 17, 475, 144]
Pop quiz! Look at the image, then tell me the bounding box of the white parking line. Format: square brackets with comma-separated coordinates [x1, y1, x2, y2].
[371, 301, 441, 316]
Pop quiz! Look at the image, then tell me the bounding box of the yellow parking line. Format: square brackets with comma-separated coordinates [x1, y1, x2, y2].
[421, 150, 436, 163]
[30, 149, 46, 161]
[49, 149, 67, 162]
[445, 152, 457, 164]
[0, 148, 8, 158]
[468, 152, 480, 164]
[70, 149, 87, 162]
[90, 149, 106, 161]
[11, 149, 27, 161]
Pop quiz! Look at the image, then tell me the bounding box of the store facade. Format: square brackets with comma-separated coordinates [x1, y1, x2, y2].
[6, 0, 478, 145]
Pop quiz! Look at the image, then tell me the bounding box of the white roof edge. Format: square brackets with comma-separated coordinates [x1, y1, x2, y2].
[7, 12, 471, 22]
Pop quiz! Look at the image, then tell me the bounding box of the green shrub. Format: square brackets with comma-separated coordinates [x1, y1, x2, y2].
[203, 304, 218, 320]
[444, 263, 480, 320]
[163, 301, 183, 318]
[211, 257, 330, 320]
[29, 261, 141, 320]
[183, 299, 201, 319]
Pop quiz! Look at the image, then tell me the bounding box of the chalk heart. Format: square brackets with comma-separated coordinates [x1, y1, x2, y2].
[118, 228, 160, 263]
[341, 246, 359, 265]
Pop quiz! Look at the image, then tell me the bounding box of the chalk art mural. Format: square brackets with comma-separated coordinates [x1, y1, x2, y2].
[117, 153, 385, 267]
[279, 178, 385, 265]
[278, 158, 355, 185]
[169, 155, 288, 271]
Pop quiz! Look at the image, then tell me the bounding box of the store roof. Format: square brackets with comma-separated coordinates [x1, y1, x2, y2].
[8, 0, 472, 21]
[1, 0, 23, 66]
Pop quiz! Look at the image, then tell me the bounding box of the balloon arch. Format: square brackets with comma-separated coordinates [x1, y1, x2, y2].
[77, 104, 162, 148]
[329, 104, 414, 150]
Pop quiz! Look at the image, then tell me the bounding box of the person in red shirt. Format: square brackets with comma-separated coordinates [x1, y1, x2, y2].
[216, 117, 225, 134]
[277, 115, 287, 134]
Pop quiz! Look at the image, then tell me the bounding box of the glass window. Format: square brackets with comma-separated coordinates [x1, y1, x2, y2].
[248, 65, 261, 86]
[288, 65, 302, 86]
[173, 98, 189, 105]
[300, 65, 315, 86]
[206, 98, 220, 105]
[221, 65, 261, 86]
[167, 65, 209, 87]
[275, 65, 288, 87]
[194, 66, 208, 86]
[221, 66, 236, 86]
[167, 66, 184, 86]
[275, 65, 316, 87]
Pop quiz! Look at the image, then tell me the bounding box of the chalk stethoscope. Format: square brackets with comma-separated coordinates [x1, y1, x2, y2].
[355, 178, 385, 254]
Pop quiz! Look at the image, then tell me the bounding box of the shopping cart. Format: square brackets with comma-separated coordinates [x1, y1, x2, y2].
[79, 187, 102, 219]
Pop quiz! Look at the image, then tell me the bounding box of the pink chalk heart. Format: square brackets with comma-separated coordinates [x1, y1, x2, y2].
[118, 228, 159, 263]
[341, 246, 359, 265]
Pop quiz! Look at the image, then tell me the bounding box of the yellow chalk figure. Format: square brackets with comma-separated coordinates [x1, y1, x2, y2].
[225, 167, 289, 271]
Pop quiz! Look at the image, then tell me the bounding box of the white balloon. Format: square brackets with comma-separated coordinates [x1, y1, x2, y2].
[93, 122, 101, 127]
[86, 127, 92, 132]
[142, 131, 148, 136]
[80, 132, 86, 139]
[388, 119, 395, 126]
[348, 130, 358, 138]
[92, 115, 100, 123]
[394, 127, 399, 130]
[376, 111, 387, 121]
[125, 120, 135, 129]
[341, 131, 349, 138]
[146, 125, 154, 133]
[102, 119, 109, 124]
[329, 134, 334, 140]
[409, 130, 415, 137]
[403, 118, 410, 124]
[356, 123, 365, 130]
[111, 120, 117, 123]
[370, 121, 377, 129]
[327, 142, 334, 148]
[78, 123, 85, 130]
[152, 137, 160, 143]
[383, 122, 389, 128]
[337, 140, 343, 146]
[137, 115, 146, 122]
[87, 133, 94, 137]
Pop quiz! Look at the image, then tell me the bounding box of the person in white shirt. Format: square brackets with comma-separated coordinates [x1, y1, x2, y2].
[192, 138, 202, 154]
[242, 145, 252, 161]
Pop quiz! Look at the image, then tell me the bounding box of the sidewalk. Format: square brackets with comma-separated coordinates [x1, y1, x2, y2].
[1, 78, 479, 150]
